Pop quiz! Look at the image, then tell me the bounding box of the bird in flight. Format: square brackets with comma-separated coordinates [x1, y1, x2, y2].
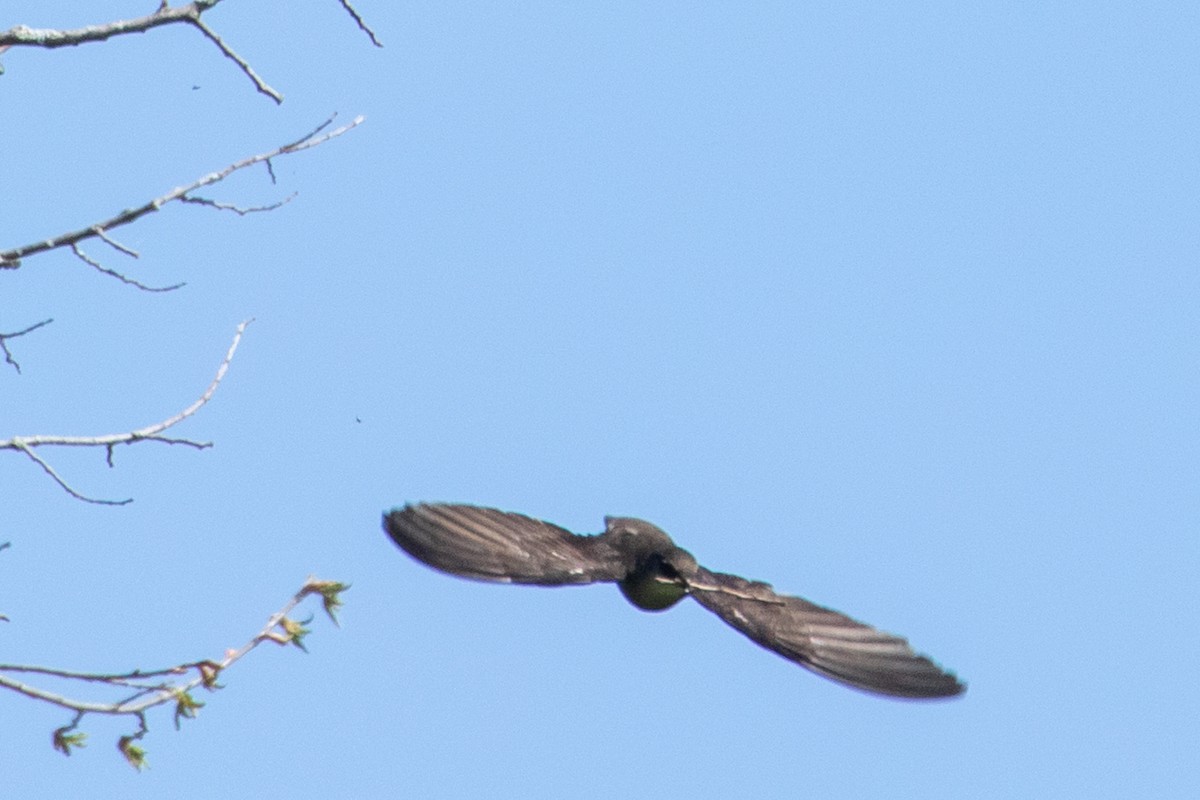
[384, 503, 964, 699]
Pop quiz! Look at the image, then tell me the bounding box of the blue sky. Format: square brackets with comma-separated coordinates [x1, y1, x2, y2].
[3, 2, 1198, 797]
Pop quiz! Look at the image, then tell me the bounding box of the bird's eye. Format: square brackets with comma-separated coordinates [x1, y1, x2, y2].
[655, 556, 679, 580]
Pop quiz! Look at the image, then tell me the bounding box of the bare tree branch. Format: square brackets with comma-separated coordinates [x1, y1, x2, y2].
[0, 2, 280, 101]
[0, 1, 383, 102]
[0, 2, 222, 48]
[0, 1, 371, 774]
[0, 320, 252, 505]
[1, 318, 54, 374]
[0, 114, 364, 272]
[0, 577, 348, 770]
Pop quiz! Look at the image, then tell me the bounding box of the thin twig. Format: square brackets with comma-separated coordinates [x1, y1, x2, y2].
[339, 0, 384, 48]
[188, 13, 281, 103]
[12, 443, 130, 506]
[92, 227, 139, 258]
[70, 244, 185, 293]
[0, 318, 53, 373]
[179, 193, 296, 215]
[0, 320, 252, 504]
[0, 663, 197, 684]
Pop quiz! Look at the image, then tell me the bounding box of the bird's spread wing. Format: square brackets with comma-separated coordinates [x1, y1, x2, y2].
[384, 503, 626, 585]
[686, 566, 964, 699]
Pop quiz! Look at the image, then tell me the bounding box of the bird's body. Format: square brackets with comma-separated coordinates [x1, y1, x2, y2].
[384, 503, 964, 700]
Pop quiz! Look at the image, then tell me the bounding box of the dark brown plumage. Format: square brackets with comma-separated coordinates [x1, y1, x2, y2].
[384, 503, 964, 699]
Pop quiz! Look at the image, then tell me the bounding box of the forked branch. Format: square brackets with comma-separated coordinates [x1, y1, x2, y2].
[0, 1, 382, 102]
[0, 114, 364, 275]
[0, 318, 54, 373]
[0, 320, 252, 505]
[0, 577, 348, 771]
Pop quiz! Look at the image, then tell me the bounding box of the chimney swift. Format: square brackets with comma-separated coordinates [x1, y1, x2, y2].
[384, 503, 964, 699]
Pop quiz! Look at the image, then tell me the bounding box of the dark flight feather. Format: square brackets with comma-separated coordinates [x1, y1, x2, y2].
[685, 567, 964, 698]
[385, 503, 625, 585]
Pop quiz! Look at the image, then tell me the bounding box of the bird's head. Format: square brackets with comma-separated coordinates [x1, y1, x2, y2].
[605, 517, 698, 612]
